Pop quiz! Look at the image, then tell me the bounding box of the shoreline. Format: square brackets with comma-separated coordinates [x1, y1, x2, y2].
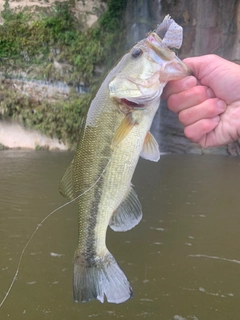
[0, 121, 67, 151]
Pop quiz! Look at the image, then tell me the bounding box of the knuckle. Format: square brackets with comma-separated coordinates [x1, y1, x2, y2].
[167, 94, 179, 112]
[190, 86, 207, 103]
[208, 54, 219, 61]
[200, 120, 211, 132]
[184, 119, 214, 142]
[184, 126, 195, 140]
[178, 110, 188, 124]
[206, 101, 218, 116]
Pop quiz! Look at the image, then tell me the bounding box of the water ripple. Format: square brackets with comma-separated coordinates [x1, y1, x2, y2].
[189, 254, 240, 265]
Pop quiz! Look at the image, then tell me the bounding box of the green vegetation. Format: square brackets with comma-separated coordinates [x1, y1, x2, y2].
[0, 81, 91, 147]
[0, 0, 128, 148]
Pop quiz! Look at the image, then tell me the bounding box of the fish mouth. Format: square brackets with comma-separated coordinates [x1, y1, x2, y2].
[147, 32, 192, 76]
[116, 86, 162, 110]
[174, 55, 192, 76]
[147, 32, 175, 61]
[120, 98, 145, 109]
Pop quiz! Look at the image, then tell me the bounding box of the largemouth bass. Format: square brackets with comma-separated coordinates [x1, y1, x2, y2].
[59, 15, 191, 304]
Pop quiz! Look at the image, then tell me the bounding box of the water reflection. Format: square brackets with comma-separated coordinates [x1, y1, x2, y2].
[1, 151, 240, 319]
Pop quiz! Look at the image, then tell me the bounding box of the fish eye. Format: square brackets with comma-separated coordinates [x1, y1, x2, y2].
[131, 48, 143, 58]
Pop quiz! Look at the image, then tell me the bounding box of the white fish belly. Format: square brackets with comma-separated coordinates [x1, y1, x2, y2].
[94, 106, 158, 253]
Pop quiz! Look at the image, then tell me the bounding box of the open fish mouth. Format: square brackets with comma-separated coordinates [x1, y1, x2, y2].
[110, 82, 162, 109]
[147, 32, 175, 61]
[120, 98, 144, 109]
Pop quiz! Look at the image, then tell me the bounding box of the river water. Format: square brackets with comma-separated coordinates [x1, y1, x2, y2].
[1, 150, 240, 320]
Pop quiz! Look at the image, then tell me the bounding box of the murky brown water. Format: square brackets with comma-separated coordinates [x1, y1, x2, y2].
[1, 150, 240, 320]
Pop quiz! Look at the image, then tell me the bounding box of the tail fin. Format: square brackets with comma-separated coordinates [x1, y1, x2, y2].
[73, 250, 133, 304]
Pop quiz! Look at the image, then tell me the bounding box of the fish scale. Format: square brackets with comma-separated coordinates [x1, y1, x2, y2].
[59, 15, 191, 304]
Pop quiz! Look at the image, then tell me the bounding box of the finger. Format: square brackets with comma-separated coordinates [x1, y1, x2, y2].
[183, 55, 224, 82]
[184, 117, 220, 143]
[167, 85, 215, 113]
[162, 76, 197, 100]
[179, 98, 227, 126]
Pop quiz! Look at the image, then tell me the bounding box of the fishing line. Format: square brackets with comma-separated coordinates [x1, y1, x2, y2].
[0, 158, 112, 308]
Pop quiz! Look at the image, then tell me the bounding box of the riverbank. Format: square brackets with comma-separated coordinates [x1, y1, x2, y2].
[0, 121, 67, 150]
[0, 0, 127, 150]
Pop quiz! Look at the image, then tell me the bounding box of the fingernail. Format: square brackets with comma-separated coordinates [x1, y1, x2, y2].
[217, 99, 226, 111]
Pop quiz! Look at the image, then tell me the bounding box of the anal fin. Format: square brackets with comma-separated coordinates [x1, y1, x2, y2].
[140, 131, 160, 162]
[109, 186, 142, 232]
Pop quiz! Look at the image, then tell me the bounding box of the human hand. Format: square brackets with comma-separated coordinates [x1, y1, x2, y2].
[162, 54, 240, 148]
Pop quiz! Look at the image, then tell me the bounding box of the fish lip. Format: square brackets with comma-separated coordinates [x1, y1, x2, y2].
[147, 32, 175, 61]
[174, 55, 192, 76]
[147, 32, 192, 76]
[120, 98, 146, 110]
[118, 87, 161, 108]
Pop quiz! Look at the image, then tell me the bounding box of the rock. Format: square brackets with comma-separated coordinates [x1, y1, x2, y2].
[125, 1, 240, 155]
[2, 0, 240, 154]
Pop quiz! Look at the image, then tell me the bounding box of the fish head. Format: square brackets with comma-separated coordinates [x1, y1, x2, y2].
[109, 31, 191, 109]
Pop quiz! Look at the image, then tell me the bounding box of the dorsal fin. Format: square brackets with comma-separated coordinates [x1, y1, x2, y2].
[109, 186, 142, 232]
[59, 160, 75, 200]
[140, 131, 160, 162]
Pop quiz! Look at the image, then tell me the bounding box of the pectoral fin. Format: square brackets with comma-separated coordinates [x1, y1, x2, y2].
[59, 160, 75, 200]
[109, 186, 142, 232]
[111, 114, 136, 148]
[140, 131, 160, 162]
